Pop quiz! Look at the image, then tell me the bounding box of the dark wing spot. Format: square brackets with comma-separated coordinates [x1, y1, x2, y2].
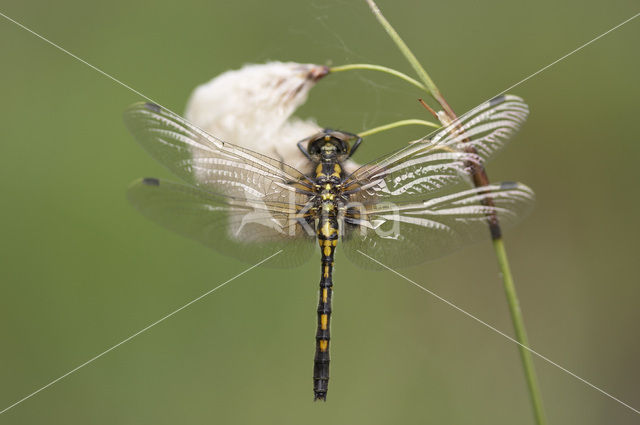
[500, 181, 518, 190]
[489, 95, 506, 107]
[142, 177, 160, 186]
[144, 102, 161, 113]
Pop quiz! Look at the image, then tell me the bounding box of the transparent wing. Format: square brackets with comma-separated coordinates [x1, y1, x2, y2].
[128, 178, 317, 268]
[431, 94, 529, 162]
[343, 142, 479, 205]
[342, 95, 528, 205]
[124, 102, 314, 205]
[340, 182, 534, 269]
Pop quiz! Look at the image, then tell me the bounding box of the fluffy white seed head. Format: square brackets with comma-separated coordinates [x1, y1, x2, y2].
[184, 61, 359, 174]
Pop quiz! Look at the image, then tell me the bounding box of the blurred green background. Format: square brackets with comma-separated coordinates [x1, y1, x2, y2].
[1, 0, 638, 423]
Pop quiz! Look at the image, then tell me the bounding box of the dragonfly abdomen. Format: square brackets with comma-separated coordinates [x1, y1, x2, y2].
[313, 200, 339, 401]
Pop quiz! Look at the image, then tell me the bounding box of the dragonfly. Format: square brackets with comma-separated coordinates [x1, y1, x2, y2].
[124, 94, 534, 401]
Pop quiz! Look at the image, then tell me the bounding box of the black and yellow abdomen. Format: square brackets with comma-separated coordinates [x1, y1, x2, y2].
[312, 162, 342, 401]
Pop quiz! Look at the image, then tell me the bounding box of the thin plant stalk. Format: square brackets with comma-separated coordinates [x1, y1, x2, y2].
[330, 63, 426, 91]
[364, 1, 548, 423]
[494, 239, 547, 425]
[358, 118, 440, 138]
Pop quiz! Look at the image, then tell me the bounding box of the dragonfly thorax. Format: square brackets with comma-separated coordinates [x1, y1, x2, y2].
[314, 161, 344, 186]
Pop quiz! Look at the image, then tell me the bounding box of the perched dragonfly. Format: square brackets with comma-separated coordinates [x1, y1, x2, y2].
[124, 95, 534, 401]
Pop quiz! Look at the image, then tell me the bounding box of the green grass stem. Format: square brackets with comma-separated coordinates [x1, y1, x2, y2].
[357, 119, 440, 138]
[330, 63, 427, 91]
[494, 239, 548, 425]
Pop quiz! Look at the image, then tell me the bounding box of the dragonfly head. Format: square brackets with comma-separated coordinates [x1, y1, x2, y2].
[306, 130, 355, 163]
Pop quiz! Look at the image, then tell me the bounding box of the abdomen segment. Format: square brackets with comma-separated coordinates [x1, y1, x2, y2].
[313, 212, 338, 401]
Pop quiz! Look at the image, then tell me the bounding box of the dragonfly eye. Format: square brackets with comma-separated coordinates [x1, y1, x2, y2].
[307, 141, 322, 157]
